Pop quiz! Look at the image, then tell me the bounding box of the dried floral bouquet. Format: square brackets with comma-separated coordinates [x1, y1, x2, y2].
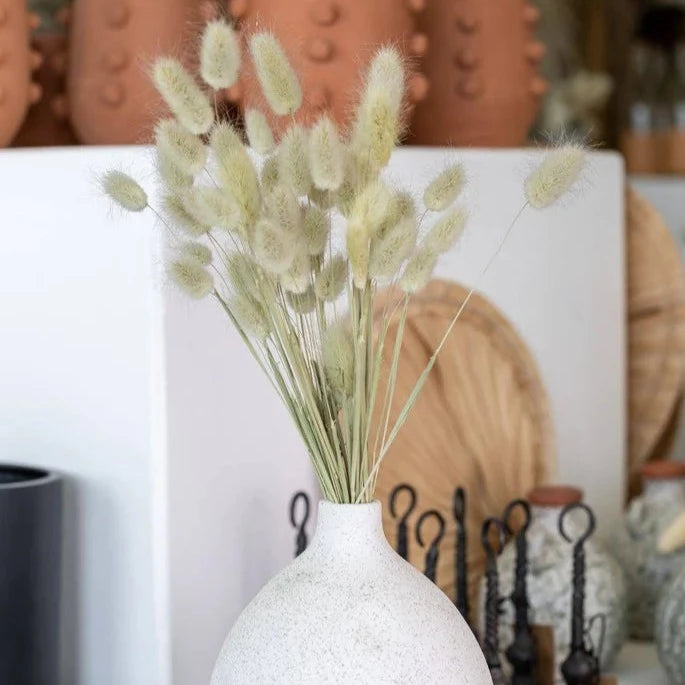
[102, 21, 585, 504]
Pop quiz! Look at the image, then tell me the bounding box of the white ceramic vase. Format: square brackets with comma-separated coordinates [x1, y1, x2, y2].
[211, 500, 492, 684]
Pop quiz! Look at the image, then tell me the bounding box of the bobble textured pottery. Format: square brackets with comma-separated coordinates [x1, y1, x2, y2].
[611, 461, 685, 640]
[656, 563, 685, 684]
[212, 501, 492, 685]
[489, 486, 627, 681]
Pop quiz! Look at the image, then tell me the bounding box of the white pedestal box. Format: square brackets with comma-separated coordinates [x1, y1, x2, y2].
[0, 146, 625, 684]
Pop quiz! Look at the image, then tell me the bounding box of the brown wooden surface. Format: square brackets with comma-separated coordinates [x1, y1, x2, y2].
[531, 624, 555, 685]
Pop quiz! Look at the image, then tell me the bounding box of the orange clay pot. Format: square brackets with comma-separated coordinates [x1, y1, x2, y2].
[66, 0, 210, 144]
[228, 0, 429, 136]
[411, 0, 547, 147]
[0, 0, 41, 146]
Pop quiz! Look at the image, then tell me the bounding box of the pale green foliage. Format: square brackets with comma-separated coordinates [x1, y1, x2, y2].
[249, 32, 302, 116]
[525, 144, 586, 208]
[102, 171, 148, 212]
[200, 20, 240, 90]
[278, 125, 311, 196]
[180, 241, 212, 266]
[245, 109, 275, 154]
[423, 163, 466, 211]
[253, 218, 295, 273]
[424, 207, 467, 254]
[323, 324, 354, 402]
[152, 58, 213, 135]
[232, 294, 270, 339]
[155, 118, 207, 176]
[315, 256, 347, 302]
[399, 246, 438, 293]
[169, 258, 214, 298]
[309, 115, 345, 191]
[302, 205, 329, 256]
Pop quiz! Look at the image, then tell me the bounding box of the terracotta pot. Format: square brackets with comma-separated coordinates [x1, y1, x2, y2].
[66, 0, 207, 144]
[411, 0, 547, 147]
[0, 0, 41, 147]
[229, 0, 429, 136]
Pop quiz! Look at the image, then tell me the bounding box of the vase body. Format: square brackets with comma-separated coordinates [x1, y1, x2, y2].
[411, 0, 546, 146]
[0, 465, 62, 685]
[611, 461, 685, 640]
[656, 563, 685, 684]
[485, 487, 626, 682]
[212, 500, 492, 684]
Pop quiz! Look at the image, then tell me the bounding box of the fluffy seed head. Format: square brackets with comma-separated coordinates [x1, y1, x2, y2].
[287, 287, 317, 314]
[226, 252, 260, 295]
[423, 163, 466, 211]
[170, 258, 214, 298]
[278, 125, 311, 196]
[280, 253, 311, 294]
[369, 216, 418, 282]
[399, 246, 438, 293]
[302, 205, 329, 256]
[245, 109, 275, 154]
[163, 193, 210, 237]
[315, 256, 348, 302]
[200, 20, 241, 90]
[347, 220, 370, 289]
[350, 180, 392, 236]
[260, 156, 279, 195]
[152, 58, 214, 135]
[525, 144, 586, 209]
[157, 149, 193, 191]
[155, 119, 207, 176]
[424, 207, 468, 254]
[232, 294, 270, 339]
[266, 185, 302, 238]
[309, 115, 345, 191]
[102, 171, 148, 212]
[180, 241, 213, 266]
[322, 323, 355, 402]
[253, 218, 296, 274]
[249, 32, 302, 116]
[186, 187, 243, 236]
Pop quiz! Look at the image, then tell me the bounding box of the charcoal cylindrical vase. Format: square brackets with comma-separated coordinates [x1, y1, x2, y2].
[0, 465, 62, 684]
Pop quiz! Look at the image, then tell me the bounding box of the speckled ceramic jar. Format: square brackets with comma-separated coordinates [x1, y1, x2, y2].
[486, 486, 627, 682]
[611, 461, 685, 640]
[212, 501, 492, 685]
[656, 563, 685, 684]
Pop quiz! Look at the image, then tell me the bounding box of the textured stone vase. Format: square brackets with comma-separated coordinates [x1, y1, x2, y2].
[656, 563, 685, 684]
[611, 461, 685, 640]
[487, 486, 627, 680]
[212, 501, 492, 684]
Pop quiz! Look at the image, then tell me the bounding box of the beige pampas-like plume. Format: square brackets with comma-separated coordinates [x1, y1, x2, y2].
[278, 125, 312, 197]
[169, 258, 214, 298]
[200, 20, 241, 90]
[102, 171, 148, 212]
[245, 110, 275, 155]
[155, 119, 207, 176]
[309, 115, 345, 192]
[424, 207, 468, 254]
[423, 163, 466, 211]
[400, 247, 438, 293]
[525, 143, 586, 208]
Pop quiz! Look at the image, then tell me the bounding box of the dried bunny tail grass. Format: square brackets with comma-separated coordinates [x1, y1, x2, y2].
[322, 323, 355, 402]
[180, 241, 213, 266]
[278, 124, 312, 196]
[367, 46, 405, 112]
[163, 193, 210, 237]
[376, 190, 416, 238]
[249, 32, 302, 116]
[525, 143, 586, 209]
[315, 256, 348, 302]
[155, 119, 207, 176]
[101, 171, 148, 212]
[423, 206, 468, 254]
[265, 185, 302, 237]
[399, 246, 438, 293]
[152, 58, 214, 135]
[226, 252, 262, 294]
[232, 294, 270, 340]
[280, 253, 311, 294]
[302, 205, 329, 256]
[186, 186, 243, 236]
[156, 149, 193, 191]
[350, 180, 392, 236]
[423, 163, 466, 211]
[287, 287, 317, 314]
[369, 216, 418, 281]
[245, 109, 275, 154]
[169, 258, 214, 298]
[260, 156, 279, 195]
[253, 218, 296, 274]
[347, 220, 370, 289]
[309, 115, 345, 191]
[211, 122, 260, 230]
[200, 19, 241, 90]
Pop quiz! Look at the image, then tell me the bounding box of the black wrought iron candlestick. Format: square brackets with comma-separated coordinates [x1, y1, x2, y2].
[416, 509, 445, 583]
[558, 502, 601, 685]
[453, 487, 469, 621]
[482, 517, 508, 685]
[503, 499, 535, 685]
[389, 483, 416, 560]
[289, 491, 310, 558]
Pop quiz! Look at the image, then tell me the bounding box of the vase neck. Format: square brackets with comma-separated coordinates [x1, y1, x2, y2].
[309, 501, 388, 555]
[644, 478, 685, 502]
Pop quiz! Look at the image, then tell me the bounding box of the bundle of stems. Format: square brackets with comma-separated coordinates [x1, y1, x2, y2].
[102, 21, 586, 503]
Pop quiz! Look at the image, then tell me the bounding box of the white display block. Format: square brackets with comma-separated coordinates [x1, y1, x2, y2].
[0, 146, 625, 684]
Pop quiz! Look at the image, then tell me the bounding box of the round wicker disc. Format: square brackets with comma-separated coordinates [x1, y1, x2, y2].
[627, 187, 685, 496]
[374, 280, 554, 617]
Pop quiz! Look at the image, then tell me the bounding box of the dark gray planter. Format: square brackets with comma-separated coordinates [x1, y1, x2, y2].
[0, 465, 62, 684]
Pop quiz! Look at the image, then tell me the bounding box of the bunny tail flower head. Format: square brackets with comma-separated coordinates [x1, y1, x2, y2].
[169, 258, 214, 298]
[309, 115, 345, 192]
[399, 246, 438, 293]
[249, 32, 302, 116]
[424, 207, 468, 254]
[322, 324, 355, 403]
[102, 171, 148, 212]
[152, 58, 214, 135]
[245, 109, 275, 154]
[423, 163, 466, 212]
[154, 119, 207, 176]
[200, 19, 241, 90]
[525, 143, 586, 209]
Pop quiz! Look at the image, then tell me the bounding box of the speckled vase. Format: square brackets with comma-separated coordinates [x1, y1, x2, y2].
[656, 563, 685, 684]
[484, 486, 627, 682]
[611, 461, 685, 640]
[211, 501, 492, 685]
